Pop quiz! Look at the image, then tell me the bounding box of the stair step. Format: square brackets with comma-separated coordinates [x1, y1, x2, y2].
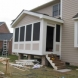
[50, 57, 59, 60]
[52, 60, 62, 63]
[46, 54, 66, 70]
[55, 62, 65, 66]
[48, 54, 57, 57]
[48, 54, 53, 57]
[57, 66, 66, 70]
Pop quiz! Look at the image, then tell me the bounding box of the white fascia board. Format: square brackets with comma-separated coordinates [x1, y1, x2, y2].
[11, 10, 43, 28]
[41, 15, 64, 24]
[73, 17, 78, 20]
[11, 11, 24, 28]
[23, 11, 43, 18]
[11, 10, 63, 28]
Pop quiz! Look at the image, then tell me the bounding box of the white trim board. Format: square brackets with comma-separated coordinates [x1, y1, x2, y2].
[11, 10, 64, 28]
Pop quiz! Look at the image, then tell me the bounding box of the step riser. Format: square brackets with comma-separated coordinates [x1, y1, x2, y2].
[55, 63, 65, 66]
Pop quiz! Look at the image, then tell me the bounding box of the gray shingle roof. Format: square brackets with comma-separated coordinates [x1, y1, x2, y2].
[73, 13, 78, 18]
[0, 33, 13, 41]
[0, 22, 4, 26]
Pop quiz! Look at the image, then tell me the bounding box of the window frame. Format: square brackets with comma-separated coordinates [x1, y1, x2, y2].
[52, 3, 60, 17]
[56, 25, 60, 42]
[20, 26, 25, 41]
[14, 27, 19, 42]
[14, 21, 41, 42]
[25, 24, 32, 41]
[33, 22, 40, 41]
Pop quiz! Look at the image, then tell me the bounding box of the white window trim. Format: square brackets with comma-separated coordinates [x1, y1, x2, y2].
[52, 3, 60, 17]
[60, 0, 63, 18]
[74, 21, 78, 47]
[14, 21, 41, 43]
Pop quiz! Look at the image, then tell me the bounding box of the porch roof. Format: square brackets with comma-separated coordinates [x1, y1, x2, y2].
[11, 10, 64, 28]
[0, 33, 13, 41]
[73, 13, 78, 20]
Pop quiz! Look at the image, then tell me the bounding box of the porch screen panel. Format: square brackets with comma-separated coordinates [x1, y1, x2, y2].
[20, 26, 25, 41]
[33, 22, 40, 41]
[56, 25, 60, 42]
[26, 24, 32, 41]
[15, 28, 19, 42]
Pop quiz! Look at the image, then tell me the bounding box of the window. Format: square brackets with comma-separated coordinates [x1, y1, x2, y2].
[20, 26, 25, 41]
[53, 3, 60, 17]
[56, 25, 60, 42]
[33, 22, 40, 41]
[15, 28, 19, 42]
[26, 24, 32, 41]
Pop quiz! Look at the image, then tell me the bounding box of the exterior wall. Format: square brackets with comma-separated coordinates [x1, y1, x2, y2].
[0, 40, 12, 54]
[34, 0, 60, 16]
[0, 23, 12, 54]
[61, 0, 78, 66]
[0, 41, 3, 49]
[15, 15, 40, 27]
[0, 23, 10, 33]
[0, 41, 3, 55]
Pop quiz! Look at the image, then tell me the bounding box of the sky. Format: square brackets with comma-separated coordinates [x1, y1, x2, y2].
[0, 0, 52, 33]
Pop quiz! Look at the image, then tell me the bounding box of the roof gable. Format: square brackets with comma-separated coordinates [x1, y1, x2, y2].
[0, 22, 4, 26]
[11, 10, 43, 27]
[11, 10, 63, 28]
[31, 0, 59, 11]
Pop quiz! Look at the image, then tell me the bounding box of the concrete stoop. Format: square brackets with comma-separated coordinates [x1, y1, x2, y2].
[55, 69, 71, 72]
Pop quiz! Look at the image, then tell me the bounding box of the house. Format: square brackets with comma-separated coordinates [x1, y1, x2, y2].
[0, 22, 13, 55]
[11, 0, 78, 67]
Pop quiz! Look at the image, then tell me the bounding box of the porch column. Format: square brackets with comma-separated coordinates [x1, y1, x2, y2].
[40, 19, 47, 54]
[41, 56, 48, 66]
[18, 53, 24, 60]
[28, 55, 34, 59]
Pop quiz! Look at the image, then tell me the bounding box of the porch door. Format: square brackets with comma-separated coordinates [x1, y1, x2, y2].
[46, 26, 54, 52]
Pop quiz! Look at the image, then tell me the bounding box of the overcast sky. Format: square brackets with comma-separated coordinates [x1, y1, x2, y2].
[0, 0, 52, 33]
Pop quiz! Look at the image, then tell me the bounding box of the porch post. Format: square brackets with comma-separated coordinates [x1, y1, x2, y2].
[40, 19, 47, 54]
[28, 55, 34, 59]
[18, 53, 24, 60]
[41, 56, 48, 66]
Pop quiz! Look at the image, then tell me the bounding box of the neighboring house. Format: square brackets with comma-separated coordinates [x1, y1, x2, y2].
[0, 22, 10, 33]
[0, 22, 13, 55]
[11, 0, 78, 66]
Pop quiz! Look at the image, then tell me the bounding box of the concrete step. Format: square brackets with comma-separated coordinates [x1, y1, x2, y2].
[57, 66, 66, 70]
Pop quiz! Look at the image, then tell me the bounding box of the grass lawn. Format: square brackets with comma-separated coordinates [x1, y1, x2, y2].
[7, 55, 18, 62]
[0, 55, 78, 78]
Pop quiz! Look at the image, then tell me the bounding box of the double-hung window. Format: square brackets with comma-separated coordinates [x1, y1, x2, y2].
[53, 3, 60, 17]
